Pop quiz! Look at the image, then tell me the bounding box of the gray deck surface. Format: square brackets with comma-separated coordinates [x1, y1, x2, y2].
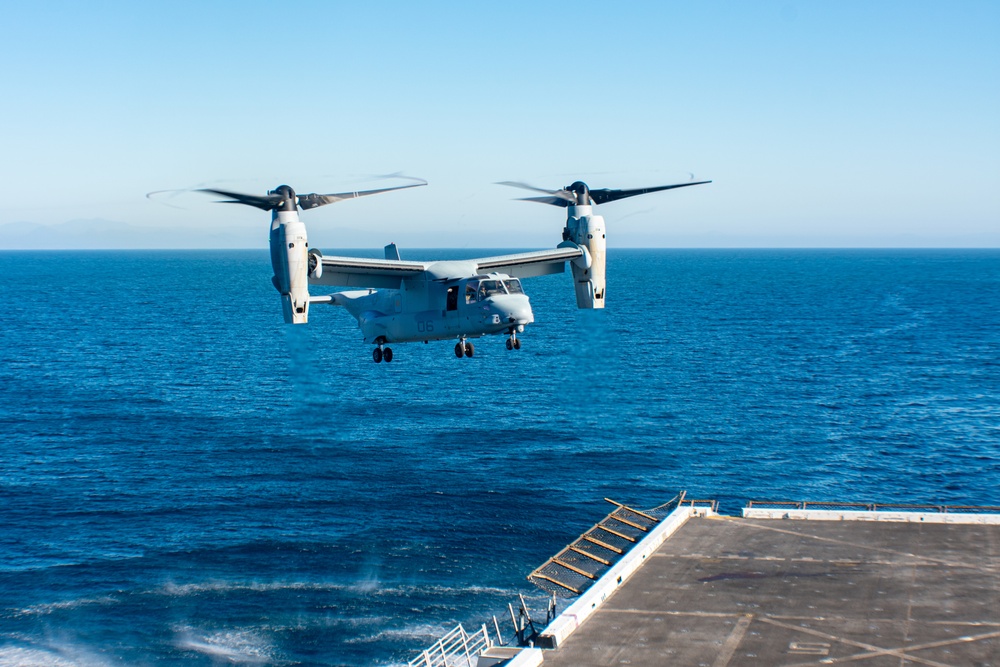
[539, 516, 999, 666]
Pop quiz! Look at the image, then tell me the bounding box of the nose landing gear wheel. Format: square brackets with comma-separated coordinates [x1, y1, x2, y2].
[513, 338, 521, 350]
[506, 338, 513, 350]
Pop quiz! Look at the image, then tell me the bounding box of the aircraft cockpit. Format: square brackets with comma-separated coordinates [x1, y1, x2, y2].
[464, 277, 524, 304]
[504, 278, 524, 295]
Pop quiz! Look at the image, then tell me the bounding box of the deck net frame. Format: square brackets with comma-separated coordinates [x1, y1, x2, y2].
[527, 494, 686, 597]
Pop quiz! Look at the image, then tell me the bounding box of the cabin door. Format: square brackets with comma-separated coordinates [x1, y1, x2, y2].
[444, 286, 460, 331]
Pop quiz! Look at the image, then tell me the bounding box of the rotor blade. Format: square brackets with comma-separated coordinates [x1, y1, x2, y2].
[588, 181, 712, 205]
[297, 180, 427, 211]
[516, 196, 573, 207]
[496, 181, 575, 203]
[197, 188, 284, 211]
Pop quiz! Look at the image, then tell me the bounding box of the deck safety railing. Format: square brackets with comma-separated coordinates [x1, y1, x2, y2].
[679, 497, 719, 513]
[745, 500, 1000, 514]
[407, 623, 492, 667]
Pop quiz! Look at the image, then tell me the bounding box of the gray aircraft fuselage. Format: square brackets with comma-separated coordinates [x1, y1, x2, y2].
[332, 270, 533, 344]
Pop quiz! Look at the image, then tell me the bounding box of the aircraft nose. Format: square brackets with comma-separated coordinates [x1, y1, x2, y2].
[508, 304, 533, 324]
[492, 294, 533, 325]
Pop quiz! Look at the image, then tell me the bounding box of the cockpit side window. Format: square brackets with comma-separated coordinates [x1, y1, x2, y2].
[477, 280, 506, 301]
[504, 278, 524, 295]
[465, 282, 478, 304]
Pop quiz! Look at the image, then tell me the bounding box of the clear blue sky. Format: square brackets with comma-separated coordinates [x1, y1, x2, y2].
[2, 1, 997, 248]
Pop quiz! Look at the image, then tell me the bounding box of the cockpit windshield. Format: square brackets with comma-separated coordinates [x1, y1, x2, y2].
[503, 278, 524, 295]
[477, 280, 507, 301]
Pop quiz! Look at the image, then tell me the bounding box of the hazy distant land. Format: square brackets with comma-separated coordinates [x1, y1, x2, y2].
[2, 218, 998, 250]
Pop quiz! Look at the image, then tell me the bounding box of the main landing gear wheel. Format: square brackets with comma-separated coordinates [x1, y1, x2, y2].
[373, 339, 392, 363]
[455, 339, 474, 358]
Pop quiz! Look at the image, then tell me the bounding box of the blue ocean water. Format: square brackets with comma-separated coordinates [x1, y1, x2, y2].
[0, 248, 998, 666]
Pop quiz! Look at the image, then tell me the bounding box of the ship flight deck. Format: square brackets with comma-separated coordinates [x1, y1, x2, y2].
[498, 498, 1000, 667]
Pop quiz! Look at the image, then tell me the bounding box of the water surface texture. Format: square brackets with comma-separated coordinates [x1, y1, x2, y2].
[1, 249, 998, 665]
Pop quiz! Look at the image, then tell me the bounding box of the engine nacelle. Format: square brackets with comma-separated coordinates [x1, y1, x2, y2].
[564, 205, 606, 309]
[269, 209, 310, 324]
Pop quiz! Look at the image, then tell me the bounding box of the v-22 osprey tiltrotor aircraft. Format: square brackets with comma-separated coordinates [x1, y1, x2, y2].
[198, 176, 709, 362]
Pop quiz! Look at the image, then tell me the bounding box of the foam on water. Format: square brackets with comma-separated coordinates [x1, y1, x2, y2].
[159, 580, 349, 597]
[13, 597, 118, 618]
[0, 639, 115, 667]
[344, 623, 454, 645]
[174, 627, 281, 664]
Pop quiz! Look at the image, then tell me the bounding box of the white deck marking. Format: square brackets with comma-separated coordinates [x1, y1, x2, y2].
[760, 616, 956, 667]
[711, 614, 753, 667]
[729, 520, 997, 572]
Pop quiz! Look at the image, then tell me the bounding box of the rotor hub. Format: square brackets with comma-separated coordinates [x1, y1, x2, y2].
[565, 181, 591, 205]
[268, 185, 298, 211]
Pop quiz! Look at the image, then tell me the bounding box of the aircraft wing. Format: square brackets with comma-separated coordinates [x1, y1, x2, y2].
[311, 255, 430, 289]
[473, 247, 584, 278]
[311, 246, 584, 288]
